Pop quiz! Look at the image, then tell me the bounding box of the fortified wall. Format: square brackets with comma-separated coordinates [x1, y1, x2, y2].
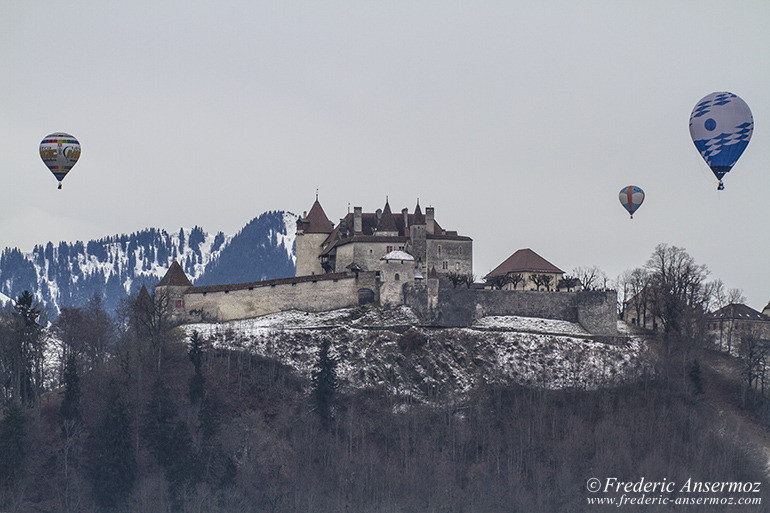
[403, 277, 617, 335]
[176, 271, 378, 323]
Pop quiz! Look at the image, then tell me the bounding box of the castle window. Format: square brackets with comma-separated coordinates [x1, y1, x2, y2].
[442, 261, 448, 270]
[369, 249, 373, 254]
[395, 273, 400, 281]
[175, 300, 184, 308]
[455, 262, 460, 271]
[438, 245, 441, 254]
[224, 290, 229, 294]
[292, 283, 297, 286]
[387, 245, 393, 252]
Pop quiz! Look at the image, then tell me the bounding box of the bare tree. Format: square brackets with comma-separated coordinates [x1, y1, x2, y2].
[738, 329, 769, 408]
[133, 288, 174, 375]
[727, 288, 747, 305]
[646, 245, 709, 336]
[485, 275, 507, 290]
[529, 274, 553, 291]
[506, 273, 524, 290]
[573, 266, 606, 291]
[557, 275, 580, 292]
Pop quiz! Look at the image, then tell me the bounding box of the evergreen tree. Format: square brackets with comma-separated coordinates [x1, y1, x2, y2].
[88, 382, 136, 512]
[143, 379, 199, 504]
[60, 353, 82, 434]
[0, 403, 26, 490]
[10, 291, 43, 405]
[60, 353, 83, 511]
[312, 338, 338, 425]
[188, 330, 205, 404]
[689, 359, 704, 396]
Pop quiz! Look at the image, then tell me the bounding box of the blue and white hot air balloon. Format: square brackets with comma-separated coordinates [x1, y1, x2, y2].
[619, 185, 644, 219]
[689, 92, 753, 190]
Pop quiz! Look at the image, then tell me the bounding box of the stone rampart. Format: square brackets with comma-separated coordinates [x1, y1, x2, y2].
[404, 278, 617, 334]
[182, 271, 378, 322]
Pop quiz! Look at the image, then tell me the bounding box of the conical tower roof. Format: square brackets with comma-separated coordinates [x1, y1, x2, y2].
[304, 199, 334, 233]
[158, 261, 192, 287]
[137, 284, 153, 309]
[412, 201, 425, 224]
[376, 200, 398, 233]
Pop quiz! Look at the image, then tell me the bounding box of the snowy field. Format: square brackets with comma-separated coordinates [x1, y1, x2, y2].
[473, 315, 590, 336]
[180, 307, 652, 399]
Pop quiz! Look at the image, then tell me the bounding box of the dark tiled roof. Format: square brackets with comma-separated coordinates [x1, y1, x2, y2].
[429, 267, 438, 279]
[138, 284, 153, 308]
[158, 261, 193, 287]
[376, 201, 398, 233]
[708, 303, 770, 321]
[324, 210, 444, 241]
[303, 200, 334, 233]
[317, 203, 473, 256]
[188, 272, 352, 294]
[413, 202, 425, 224]
[484, 248, 564, 279]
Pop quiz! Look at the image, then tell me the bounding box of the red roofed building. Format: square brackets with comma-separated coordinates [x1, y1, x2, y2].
[484, 248, 564, 291]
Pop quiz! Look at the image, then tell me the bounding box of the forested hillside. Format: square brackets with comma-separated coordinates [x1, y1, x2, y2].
[0, 293, 768, 512]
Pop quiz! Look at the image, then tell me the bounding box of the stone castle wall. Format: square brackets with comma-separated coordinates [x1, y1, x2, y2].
[180, 272, 378, 323]
[164, 271, 616, 334]
[404, 277, 617, 334]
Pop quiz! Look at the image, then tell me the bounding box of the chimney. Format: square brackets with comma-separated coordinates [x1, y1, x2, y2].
[353, 206, 362, 233]
[402, 208, 409, 232]
[426, 207, 435, 235]
[339, 217, 348, 236]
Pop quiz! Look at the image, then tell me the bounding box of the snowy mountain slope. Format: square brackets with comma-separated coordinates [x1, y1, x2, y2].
[0, 210, 298, 318]
[195, 211, 297, 286]
[183, 307, 652, 400]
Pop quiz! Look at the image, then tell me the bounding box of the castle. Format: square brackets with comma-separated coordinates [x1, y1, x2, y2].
[155, 197, 618, 334]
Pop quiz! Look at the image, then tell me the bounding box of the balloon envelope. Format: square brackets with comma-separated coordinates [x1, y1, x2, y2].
[619, 185, 644, 218]
[689, 92, 753, 188]
[39, 133, 80, 187]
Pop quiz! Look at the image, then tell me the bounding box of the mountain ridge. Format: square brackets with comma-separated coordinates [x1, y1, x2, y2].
[0, 210, 298, 318]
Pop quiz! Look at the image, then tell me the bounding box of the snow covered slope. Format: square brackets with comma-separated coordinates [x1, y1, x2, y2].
[183, 307, 652, 400]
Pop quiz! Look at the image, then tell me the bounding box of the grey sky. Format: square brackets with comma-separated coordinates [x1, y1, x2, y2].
[2, 1, 770, 308]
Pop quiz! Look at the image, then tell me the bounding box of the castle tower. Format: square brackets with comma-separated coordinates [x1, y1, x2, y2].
[295, 197, 334, 276]
[154, 260, 193, 317]
[409, 201, 427, 275]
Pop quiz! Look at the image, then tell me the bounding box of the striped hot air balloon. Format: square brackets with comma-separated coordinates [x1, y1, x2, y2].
[39, 133, 80, 189]
[619, 186, 644, 219]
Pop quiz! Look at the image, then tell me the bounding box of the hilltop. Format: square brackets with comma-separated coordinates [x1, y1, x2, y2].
[181, 306, 651, 402]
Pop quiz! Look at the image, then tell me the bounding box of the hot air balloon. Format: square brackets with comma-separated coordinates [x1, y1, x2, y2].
[689, 92, 753, 190]
[39, 133, 80, 189]
[619, 185, 644, 219]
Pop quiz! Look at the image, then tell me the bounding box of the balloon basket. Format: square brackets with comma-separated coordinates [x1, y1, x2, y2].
[58, 182, 62, 190]
[717, 181, 724, 191]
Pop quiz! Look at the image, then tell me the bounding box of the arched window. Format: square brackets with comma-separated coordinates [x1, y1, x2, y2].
[395, 273, 400, 281]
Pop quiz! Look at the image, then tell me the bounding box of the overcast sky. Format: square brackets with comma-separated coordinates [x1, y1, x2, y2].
[2, 1, 770, 309]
